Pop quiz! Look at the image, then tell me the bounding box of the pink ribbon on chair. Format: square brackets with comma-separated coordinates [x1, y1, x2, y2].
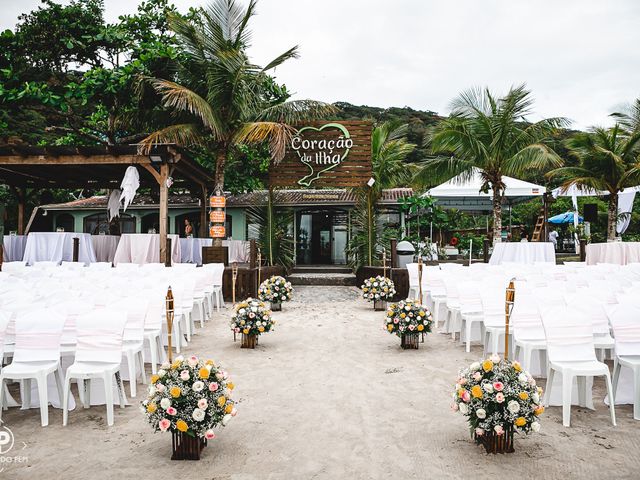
[75, 330, 122, 351]
[15, 332, 62, 350]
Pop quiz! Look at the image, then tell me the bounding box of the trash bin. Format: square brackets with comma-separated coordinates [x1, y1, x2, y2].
[396, 241, 415, 269]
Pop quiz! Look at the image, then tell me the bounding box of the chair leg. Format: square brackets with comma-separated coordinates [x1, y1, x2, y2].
[149, 337, 158, 375]
[126, 351, 137, 398]
[36, 373, 49, 427]
[23, 378, 32, 410]
[612, 360, 621, 404]
[633, 366, 640, 421]
[604, 372, 617, 427]
[491, 331, 501, 356]
[115, 371, 127, 408]
[138, 351, 147, 385]
[0, 378, 5, 420]
[562, 372, 573, 427]
[62, 373, 72, 426]
[577, 376, 587, 408]
[103, 373, 114, 427]
[465, 320, 473, 353]
[543, 368, 555, 406]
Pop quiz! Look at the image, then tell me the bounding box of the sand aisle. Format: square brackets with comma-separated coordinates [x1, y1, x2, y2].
[3, 286, 640, 479]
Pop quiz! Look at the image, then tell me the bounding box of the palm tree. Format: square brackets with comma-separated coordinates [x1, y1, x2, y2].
[141, 0, 334, 242]
[612, 98, 640, 133]
[416, 84, 567, 243]
[549, 125, 640, 240]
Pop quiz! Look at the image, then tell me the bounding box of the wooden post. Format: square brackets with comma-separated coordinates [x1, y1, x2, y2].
[542, 193, 549, 244]
[417, 256, 423, 304]
[390, 238, 397, 268]
[249, 240, 257, 269]
[17, 188, 25, 235]
[166, 287, 174, 363]
[72, 237, 79, 262]
[159, 163, 169, 265]
[199, 185, 207, 238]
[483, 238, 490, 263]
[504, 279, 516, 360]
[166, 237, 172, 267]
[382, 247, 387, 279]
[579, 239, 587, 262]
[0, 244, 3, 271]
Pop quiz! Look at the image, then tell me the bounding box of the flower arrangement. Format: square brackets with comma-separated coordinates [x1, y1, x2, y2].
[385, 300, 432, 348]
[452, 355, 544, 452]
[230, 298, 274, 337]
[142, 355, 236, 441]
[258, 276, 293, 304]
[361, 275, 396, 302]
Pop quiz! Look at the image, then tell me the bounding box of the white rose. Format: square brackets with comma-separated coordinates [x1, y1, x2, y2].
[476, 408, 487, 419]
[192, 408, 205, 422]
[490, 354, 501, 363]
[531, 421, 541, 432]
[147, 385, 156, 395]
[157, 369, 167, 378]
[470, 362, 481, 371]
[175, 355, 184, 363]
[532, 393, 540, 403]
[459, 403, 469, 414]
[160, 398, 171, 409]
[239, 308, 246, 315]
[518, 373, 528, 384]
[222, 414, 232, 426]
[192, 381, 205, 392]
[482, 383, 494, 393]
[507, 400, 520, 413]
[160, 362, 170, 370]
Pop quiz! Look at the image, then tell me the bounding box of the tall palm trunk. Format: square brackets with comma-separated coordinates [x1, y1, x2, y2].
[212, 146, 227, 247]
[492, 183, 503, 244]
[607, 192, 618, 241]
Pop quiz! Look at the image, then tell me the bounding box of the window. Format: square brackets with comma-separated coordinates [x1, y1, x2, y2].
[55, 213, 75, 232]
[83, 213, 135, 234]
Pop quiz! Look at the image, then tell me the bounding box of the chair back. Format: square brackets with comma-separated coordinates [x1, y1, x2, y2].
[607, 304, 640, 357]
[113, 298, 149, 343]
[541, 306, 597, 363]
[32, 261, 60, 269]
[0, 311, 10, 357]
[406, 263, 418, 289]
[13, 309, 66, 362]
[511, 293, 545, 342]
[74, 309, 127, 363]
[87, 262, 113, 270]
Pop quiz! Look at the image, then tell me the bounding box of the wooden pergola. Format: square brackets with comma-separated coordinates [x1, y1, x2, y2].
[0, 144, 214, 263]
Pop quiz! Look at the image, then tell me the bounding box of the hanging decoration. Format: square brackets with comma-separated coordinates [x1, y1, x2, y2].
[120, 166, 140, 212]
[107, 189, 122, 221]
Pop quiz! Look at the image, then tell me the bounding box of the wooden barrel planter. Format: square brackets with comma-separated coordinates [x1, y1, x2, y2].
[374, 299, 387, 311]
[171, 431, 207, 460]
[241, 333, 257, 349]
[400, 332, 420, 349]
[474, 426, 515, 454]
[270, 301, 282, 312]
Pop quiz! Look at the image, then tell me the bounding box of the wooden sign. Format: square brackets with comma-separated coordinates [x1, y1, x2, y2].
[209, 196, 226, 208]
[209, 210, 226, 223]
[209, 225, 226, 238]
[269, 120, 372, 188]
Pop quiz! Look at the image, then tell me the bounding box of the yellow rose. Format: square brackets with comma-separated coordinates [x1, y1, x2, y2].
[387, 324, 394, 332]
[225, 404, 233, 414]
[419, 311, 425, 317]
[227, 382, 235, 390]
[171, 360, 181, 370]
[243, 328, 249, 335]
[417, 324, 424, 331]
[170, 386, 181, 398]
[258, 326, 265, 333]
[515, 417, 527, 427]
[387, 311, 394, 317]
[199, 367, 210, 379]
[150, 375, 160, 384]
[534, 406, 545, 416]
[146, 403, 157, 413]
[519, 392, 529, 400]
[457, 388, 465, 398]
[206, 359, 215, 366]
[400, 313, 406, 319]
[512, 361, 522, 372]
[217, 396, 226, 407]
[482, 360, 494, 372]
[176, 420, 188, 432]
[471, 385, 483, 399]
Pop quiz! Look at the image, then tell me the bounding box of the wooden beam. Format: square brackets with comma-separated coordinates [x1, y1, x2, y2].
[200, 184, 207, 238]
[16, 187, 25, 235]
[140, 163, 162, 184]
[159, 163, 169, 265]
[0, 154, 151, 165]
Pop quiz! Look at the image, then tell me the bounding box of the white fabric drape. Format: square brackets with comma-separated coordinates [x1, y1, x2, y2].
[107, 189, 121, 221]
[119, 167, 140, 212]
[617, 190, 637, 234]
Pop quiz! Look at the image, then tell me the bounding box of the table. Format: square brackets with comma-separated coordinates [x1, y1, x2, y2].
[3, 235, 27, 262]
[489, 242, 556, 265]
[179, 237, 212, 264]
[113, 234, 181, 265]
[23, 232, 97, 265]
[585, 242, 640, 265]
[223, 240, 250, 263]
[91, 235, 120, 263]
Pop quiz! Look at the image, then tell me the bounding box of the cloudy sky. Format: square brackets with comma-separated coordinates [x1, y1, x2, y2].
[2, 0, 640, 130]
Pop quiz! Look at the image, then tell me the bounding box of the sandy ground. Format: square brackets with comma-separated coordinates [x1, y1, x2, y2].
[2, 286, 640, 479]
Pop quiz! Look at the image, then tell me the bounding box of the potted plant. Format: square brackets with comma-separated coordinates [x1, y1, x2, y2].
[385, 300, 432, 349]
[230, 298, 275, 348]
[362, 275, 396, 311]
[258, 275, 293, 311]
[452, 355, 544, 454]
[142, 355, 236, 460]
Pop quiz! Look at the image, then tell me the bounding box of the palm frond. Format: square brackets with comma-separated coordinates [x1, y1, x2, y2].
[138, 124, 204, 153]
[261, 46, 300, 73]
[413, 156, 474, 188]
[234, 121, 296, 162]
[257, 100, 337, 123]
[246, 194, 294, 268]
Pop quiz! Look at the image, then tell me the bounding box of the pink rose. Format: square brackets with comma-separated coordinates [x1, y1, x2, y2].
[198, 398, 208, 410]
[462, 391, 471, 403]
[234, 327, 240, 333]
[451, 403, 459, 412]
[187, 355, 199, 367]
[408, 324, 415, 331]
[159, 418, 171, 432]
[231, 408, 237, 417]
[209, 382, 219, 392]
[493, 382, 504, 392]
[204, 430, 216, 440]
[495, 392, 505, 403]
[475, 427, 484, 436]
[494, 425, 504, 435]
[156, 384, 166, 393]
[393, 318, 399, 324]
[180, 370, 190, 381]
[166, 407, 177, 416]
[457, 377, 467, 386]
[473, 372, 482, 381]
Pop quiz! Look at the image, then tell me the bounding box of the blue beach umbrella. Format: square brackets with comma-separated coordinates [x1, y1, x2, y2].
[548, 211, 584, 224]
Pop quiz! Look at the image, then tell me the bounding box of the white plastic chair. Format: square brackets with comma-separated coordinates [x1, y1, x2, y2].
[113, 298, 149, 397]
[87, 262, 113, 270]
[541, 306, 616, 427]
[607, 304, 640, 420]
[143, 294, 166, 374]
[202, 263, 225, 312]
[457, 281, 484, 352]
[32, 261, 60, 269]
[62, 309, 128, 426]
[0, 309, 67, 426]
[511, 294, 547, 373]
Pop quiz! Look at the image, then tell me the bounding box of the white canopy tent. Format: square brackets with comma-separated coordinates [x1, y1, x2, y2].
[424, 168, 545, 212]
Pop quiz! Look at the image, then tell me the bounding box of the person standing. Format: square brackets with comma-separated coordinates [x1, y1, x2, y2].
[184, 218, 193, 237]
[549, 228, 559, 249]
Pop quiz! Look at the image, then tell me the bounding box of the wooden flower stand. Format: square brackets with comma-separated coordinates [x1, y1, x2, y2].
[271, 301, 282, 311]
[241, 333, 257, 349]
[374, 299, 387, 311]
[171, 431, 207, 460]
[400, 332, 419, 349]
[475, 426, 515, 454]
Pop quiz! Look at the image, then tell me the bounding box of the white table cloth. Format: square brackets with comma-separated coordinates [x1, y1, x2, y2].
[585, 242, 640, 265]
[91, 235, 120, 263]
[222, 239, 250, 263]
[489, 242, 556, 265]
[113, 234, 181, 265]
[23, 232, 97, 265]
[3, 235, 27, 262]
[180, 237, 212, 264]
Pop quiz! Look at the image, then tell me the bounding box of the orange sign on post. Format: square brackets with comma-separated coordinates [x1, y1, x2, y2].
[209, 210, 226, 223]
[209, 225, 226, 238]
[209, 196, 226, 208]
